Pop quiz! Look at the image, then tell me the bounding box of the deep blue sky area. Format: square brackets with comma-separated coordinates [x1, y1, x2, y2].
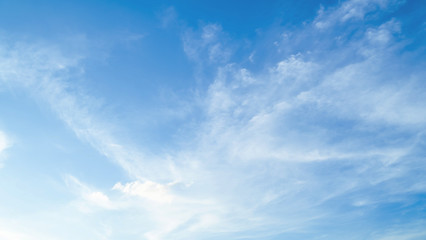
[0, 0, 425, 239]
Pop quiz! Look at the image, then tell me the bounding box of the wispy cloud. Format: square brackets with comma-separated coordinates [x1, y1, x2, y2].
[0, 0, 425, 239]
[0, 40, 158, 180]
[314, 0, 404, 29]
[183, 24, 233, 67]
[173, 0, 426, 238]
[64, 175, 117, 211]
[0, 130, 11, 168]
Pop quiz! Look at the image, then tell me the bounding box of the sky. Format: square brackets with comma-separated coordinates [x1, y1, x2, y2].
[0, 0, 425, 239]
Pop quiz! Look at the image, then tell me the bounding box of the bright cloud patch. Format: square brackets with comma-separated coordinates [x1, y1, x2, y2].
[0, 131, 9, 152]
[113, 181, 174, 203]
[0, 131, 11, 167]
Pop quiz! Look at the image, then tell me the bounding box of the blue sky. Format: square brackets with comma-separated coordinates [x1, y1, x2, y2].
[0, 0, 425, 239]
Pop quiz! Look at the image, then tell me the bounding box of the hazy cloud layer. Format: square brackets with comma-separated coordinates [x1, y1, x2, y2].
[0, 0, 425, 239]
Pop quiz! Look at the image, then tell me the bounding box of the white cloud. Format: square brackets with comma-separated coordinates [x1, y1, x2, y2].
[0, 131, 11, 168]
[0, 0, 425, 239]
[65, 175, 116, 211]
[183, 24, 232, 65]
[372, 221, 426, 240]
[314, 0, 403, 29]
[0, 131, 10, 153]
[299, 53, 426, 126]
[113, 180, 174, 203]
[0, 40, 164, 181]
[164, 2, 426, 237]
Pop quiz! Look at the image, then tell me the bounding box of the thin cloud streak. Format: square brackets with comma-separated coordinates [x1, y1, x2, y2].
[0, 40, 160, 180]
